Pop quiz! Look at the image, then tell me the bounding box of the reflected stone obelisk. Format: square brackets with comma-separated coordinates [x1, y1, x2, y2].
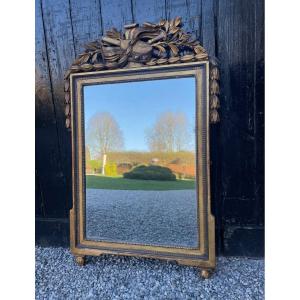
[102, 154, 107, 175]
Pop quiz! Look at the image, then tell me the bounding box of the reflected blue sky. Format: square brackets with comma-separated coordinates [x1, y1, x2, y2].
[84, 77, 196, 151]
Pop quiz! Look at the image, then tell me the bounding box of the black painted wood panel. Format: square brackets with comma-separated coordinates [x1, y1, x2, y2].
[100, 0, 133, 32]
[132, 0, 166, 24]
[35, 0, 264, 256]
[218, 0, 258, 226]
[69, 0, 103, 55]
[36, 0, 68, 217]
[254, 0, 264, 227]
[41, 0, 77, 213]
[166, 0, 202, 37]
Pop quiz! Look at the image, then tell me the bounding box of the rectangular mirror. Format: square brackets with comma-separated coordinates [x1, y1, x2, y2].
[69, 62, 215, 275]
[84, 77, 198, 248]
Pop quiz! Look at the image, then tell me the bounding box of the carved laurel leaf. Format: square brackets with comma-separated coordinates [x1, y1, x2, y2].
[64, 81, 70, 92]
[79, 54, 90, 64]
[210, 95, 220, 109]
[70, 65, 81, 72]
[73, 53, 85, 65]
[210, 80, 220, 95]
[170, 18, 176, 28]
[159, 19, 166, 27]
[65, 104, 70, 116]
[65, 118, 70, 128]
[194, 45, 206, 54]
[179, 34, 190, 43]
[93, 63, 105, 70]
[168, 56, 180, 63]
[164, 20, 169, 32]
[106, 27, 122, 39]
[85, 42, 99, 51]
[195, 53, 208, 60]
[153, 44, 166, 54]
[174, 16, 182, 27]
[181, 54, 194, 62]
[210, 67, 220, 80]
[118, 55, 128, 65]
[169, 31, 180, 43]
[156, 58, 168, 64]
[146, 58, 157, 66]
[80, 63, 93, 71]
[210, 110, 220, 123]
[169, 43, 179, 56]
[143, 22, 158, 28]
[91, 52, 98, 63]
[169, 27, 179, 35]
[64, 69, 71, 80]
[65, 92, 70, 103]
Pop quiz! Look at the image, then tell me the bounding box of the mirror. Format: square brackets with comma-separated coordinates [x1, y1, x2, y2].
[67, 17, 217, 277]
[69, 62, 216, 276]
[83, 77, 198, 248]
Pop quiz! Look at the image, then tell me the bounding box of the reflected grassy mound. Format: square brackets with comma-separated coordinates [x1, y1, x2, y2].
[86, 175, 195, 190]
[123, 165, 176, 181]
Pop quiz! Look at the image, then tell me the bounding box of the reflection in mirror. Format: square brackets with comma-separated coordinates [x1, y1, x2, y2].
[84, 77, 198, 248]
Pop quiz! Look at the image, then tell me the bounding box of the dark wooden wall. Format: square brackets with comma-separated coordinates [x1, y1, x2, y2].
[35, 0, 264, 256]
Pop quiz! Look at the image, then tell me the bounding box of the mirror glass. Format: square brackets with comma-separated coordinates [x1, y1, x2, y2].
[84, 77, 199, 248]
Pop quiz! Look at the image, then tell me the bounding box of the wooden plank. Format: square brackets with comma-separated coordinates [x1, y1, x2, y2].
[41, 0, 76, 85]
[165, 0, 201, 37]
[200, 0, 222, 252]
[35, 169, 42, 217]
[217, 0, 257, 223]
[36, 0, 55, 126]
[131, 0, 166, 24]
[201, 0, 216, 56]
[36, 0, 68, 217]
[41, 0, 77, 213]
[100, 0, 133, 33]
[254, 0, 264, 226]
[69, 0, 103, 55]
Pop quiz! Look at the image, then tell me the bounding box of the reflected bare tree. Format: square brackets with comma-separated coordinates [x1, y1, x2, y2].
[86, 112, 123, 174]
[146, 112, 191, 152]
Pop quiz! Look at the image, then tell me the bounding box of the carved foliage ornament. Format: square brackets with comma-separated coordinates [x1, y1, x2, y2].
[64, 17, 220, 129]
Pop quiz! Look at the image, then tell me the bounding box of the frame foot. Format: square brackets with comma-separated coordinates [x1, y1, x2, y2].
[200, 269, 213, 279]
[75, 255, 86, 266]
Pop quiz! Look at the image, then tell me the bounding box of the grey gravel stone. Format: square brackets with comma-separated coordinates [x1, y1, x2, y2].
[35, 246, 264, 300]
[86, 189, 199, 248]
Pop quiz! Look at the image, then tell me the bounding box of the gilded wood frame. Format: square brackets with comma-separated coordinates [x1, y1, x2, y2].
[69, 61, 215, 277]
[65, 17, 220, 278]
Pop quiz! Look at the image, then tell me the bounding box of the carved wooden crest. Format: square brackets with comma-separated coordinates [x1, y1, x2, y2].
[64, 17, 220, 129]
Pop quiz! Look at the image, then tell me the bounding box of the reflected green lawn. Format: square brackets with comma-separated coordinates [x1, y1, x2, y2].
[86, 175, 195, 190]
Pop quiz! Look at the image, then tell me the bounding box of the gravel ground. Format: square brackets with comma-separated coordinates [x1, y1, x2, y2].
[35, 246, 264, 300]
[86, 189, 199, 248]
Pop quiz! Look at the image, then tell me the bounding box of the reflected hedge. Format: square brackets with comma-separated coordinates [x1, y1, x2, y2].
[123, 165, 176, 181]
